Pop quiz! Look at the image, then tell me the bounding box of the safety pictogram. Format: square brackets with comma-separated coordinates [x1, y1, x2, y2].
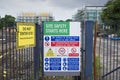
[45, 36, 50, 41]
[45, 42, 50, 46]
[69, 47, 79, 57]
[58, 48, 66, 55]
[71, 48, 77, 53]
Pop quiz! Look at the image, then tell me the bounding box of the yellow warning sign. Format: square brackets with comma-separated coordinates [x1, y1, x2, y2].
[45, 48, 56, 57]
[16, 22, 36, 49]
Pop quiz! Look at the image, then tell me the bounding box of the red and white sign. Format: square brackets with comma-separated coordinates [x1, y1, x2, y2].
[71, 48, 77, 53]
[51, 42, 79, 46]
[68, 47, 79, 57]
[58, 48, 66, 55]
[45, 42, 50, 46]
[69, 53, 79, 56]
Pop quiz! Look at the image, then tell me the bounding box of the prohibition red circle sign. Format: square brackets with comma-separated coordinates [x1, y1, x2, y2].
[71, 48, 77, 53]
[45, 42, 50, 46]
[58, 48, 66, 55]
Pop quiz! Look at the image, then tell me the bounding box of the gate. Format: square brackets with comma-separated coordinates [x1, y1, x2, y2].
[0, 21, 96, 80]
[81, 20, 120, 80]
[96, 22, 120, 80]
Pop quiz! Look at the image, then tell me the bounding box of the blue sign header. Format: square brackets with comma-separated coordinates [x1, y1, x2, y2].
[51, 36, 80, 41]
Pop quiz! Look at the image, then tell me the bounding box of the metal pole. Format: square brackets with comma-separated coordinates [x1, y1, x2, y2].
[85, 21, 94, 80]
[98, 28, 102, 80]
[34, 23, 40, 80]
[93, 21, 98, 80]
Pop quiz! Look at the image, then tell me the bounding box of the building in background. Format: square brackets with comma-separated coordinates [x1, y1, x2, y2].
[16, 12, 54, 24]
[73, 6, 105, 24]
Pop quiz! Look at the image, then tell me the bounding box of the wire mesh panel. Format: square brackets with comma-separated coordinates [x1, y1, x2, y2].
[0, 21, 34, 80]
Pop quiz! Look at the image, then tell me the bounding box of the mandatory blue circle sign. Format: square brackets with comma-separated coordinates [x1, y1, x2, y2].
[45, 36, 50, 41]
[63, 67, 67, 70]
[45, 58, 49, 61]
[45, 63, 49, 66]
[63, 63, 67, 66]
[45, 67, 49, 70]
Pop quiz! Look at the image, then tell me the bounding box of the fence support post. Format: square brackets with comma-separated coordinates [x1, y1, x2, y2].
[84, 21, 94, 80]
[34, 23, 40, 80]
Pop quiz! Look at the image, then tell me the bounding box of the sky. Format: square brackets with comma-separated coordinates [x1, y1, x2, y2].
[0, 0, 108, 20]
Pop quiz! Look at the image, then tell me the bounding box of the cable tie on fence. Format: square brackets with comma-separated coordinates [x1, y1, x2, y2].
[80, 48, 86, 52]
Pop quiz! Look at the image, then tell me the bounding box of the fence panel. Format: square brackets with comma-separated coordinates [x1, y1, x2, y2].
[96, 23, 120, 80]
[0, 21, 96, 80]
[0, 21, 34, 80]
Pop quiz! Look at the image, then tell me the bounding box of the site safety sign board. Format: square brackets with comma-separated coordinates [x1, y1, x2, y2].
[16, 23, 36, 49]
[43, 22, 81, 76]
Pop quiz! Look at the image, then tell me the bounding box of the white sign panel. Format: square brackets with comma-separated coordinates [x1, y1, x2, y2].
[43, 22, 81, 76]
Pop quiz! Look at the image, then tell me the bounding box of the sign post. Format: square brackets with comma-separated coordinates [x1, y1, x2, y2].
[43, 22, 81, 76]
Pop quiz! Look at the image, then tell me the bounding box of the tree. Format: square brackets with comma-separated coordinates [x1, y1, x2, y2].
[65, 19, 72, 22]
[58, 20, 64, 22]
[100, 0, 120, 35]
[74, 9, 85, 21]
[0, 15, 15, 29]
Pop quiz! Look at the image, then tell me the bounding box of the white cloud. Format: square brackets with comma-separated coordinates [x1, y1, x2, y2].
[0, 0, 108, 20]
[47, 0, 108, 8]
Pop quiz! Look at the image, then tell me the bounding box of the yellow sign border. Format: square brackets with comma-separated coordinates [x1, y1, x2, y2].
[16, 22, 36, 49]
